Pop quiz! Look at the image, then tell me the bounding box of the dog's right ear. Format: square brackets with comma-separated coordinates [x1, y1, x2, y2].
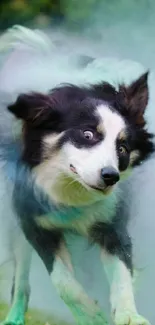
[8, 92, 60, 127]
[118, 72, 149, 126]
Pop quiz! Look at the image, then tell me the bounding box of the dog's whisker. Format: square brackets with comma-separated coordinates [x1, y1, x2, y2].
[64, 177, 80, 189]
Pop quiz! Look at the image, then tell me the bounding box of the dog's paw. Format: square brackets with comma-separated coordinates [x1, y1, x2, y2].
[113, 310, 150, 325]
[70, 301, 109, 325]
[75, 310, 109, 325]
[0, 318, 24, 325]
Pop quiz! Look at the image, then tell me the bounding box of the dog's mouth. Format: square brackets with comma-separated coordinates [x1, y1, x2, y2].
[90, 184, 113, 194]
[70, 164, 78, 174]
[69, 164, 113, 194]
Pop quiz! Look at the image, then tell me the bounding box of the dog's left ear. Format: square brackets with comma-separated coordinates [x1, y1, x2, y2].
[8, 92, 60, 128]
[118, 72, 149, 126]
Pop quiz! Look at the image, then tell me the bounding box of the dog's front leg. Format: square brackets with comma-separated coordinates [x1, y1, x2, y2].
[21, 220, 109, 325]
[101, 252, 150, 325]
[90, 222, 150, 325]
[51, 241, 109, 325]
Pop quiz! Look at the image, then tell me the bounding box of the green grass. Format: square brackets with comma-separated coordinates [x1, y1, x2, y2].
[0, 303, 71, 325]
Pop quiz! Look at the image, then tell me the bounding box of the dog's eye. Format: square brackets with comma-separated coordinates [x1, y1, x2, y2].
[83, 130, 94, 140]
[119, 145, 127, 154]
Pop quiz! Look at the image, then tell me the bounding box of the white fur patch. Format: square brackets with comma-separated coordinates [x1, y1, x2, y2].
[51, 244, 94, 304]
[34, 160, 105, 206]
[97, 104, 126, 168]
[51, 255, 90, 304]
[101, 251, 136, 318]
[101, 252, 150, 324]
[51, 242, 106, 322]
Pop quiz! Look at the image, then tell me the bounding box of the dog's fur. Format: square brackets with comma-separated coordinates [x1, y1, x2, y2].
[0, 27, 154, 325]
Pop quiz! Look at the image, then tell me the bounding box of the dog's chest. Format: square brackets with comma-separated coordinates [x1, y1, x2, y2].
[36, 192, 118, 236]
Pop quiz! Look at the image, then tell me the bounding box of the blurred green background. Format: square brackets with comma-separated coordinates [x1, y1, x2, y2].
[0, 0, 153, 31]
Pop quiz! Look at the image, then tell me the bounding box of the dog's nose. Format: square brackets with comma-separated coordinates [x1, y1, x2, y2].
[101, 167, 120, 186]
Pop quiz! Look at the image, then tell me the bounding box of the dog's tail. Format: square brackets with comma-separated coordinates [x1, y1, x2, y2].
[0, 25, 57, 94]
[0, 24, 54, 55]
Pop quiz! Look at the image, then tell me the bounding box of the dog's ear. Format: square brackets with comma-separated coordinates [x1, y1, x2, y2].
[8, 92, 60, 127]
[118, 72, 149, 126]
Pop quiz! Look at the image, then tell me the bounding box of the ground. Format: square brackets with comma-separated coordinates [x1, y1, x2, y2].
[0, 303, 70, 325]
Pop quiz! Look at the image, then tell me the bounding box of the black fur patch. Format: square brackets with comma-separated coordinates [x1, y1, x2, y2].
[89, 221, 133, 273]
[22, 220, 63, 273]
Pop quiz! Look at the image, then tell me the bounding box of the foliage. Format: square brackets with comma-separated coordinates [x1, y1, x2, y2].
[0, 0, 152, 30]
[0, 0, 63, 29]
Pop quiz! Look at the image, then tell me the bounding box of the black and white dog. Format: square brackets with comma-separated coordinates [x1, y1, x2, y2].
[0, 26, 154, 325]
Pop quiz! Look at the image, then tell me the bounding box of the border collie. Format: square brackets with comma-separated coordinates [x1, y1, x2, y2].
[0, 26, 154, 325]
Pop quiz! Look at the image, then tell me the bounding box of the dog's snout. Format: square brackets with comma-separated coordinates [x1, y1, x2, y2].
[101, 167, 120, 186]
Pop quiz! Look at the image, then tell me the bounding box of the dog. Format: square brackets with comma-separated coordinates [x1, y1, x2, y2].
[0, 26, 154, 325]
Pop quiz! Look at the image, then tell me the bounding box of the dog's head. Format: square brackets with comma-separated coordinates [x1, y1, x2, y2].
[8, 72, 154, 205]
